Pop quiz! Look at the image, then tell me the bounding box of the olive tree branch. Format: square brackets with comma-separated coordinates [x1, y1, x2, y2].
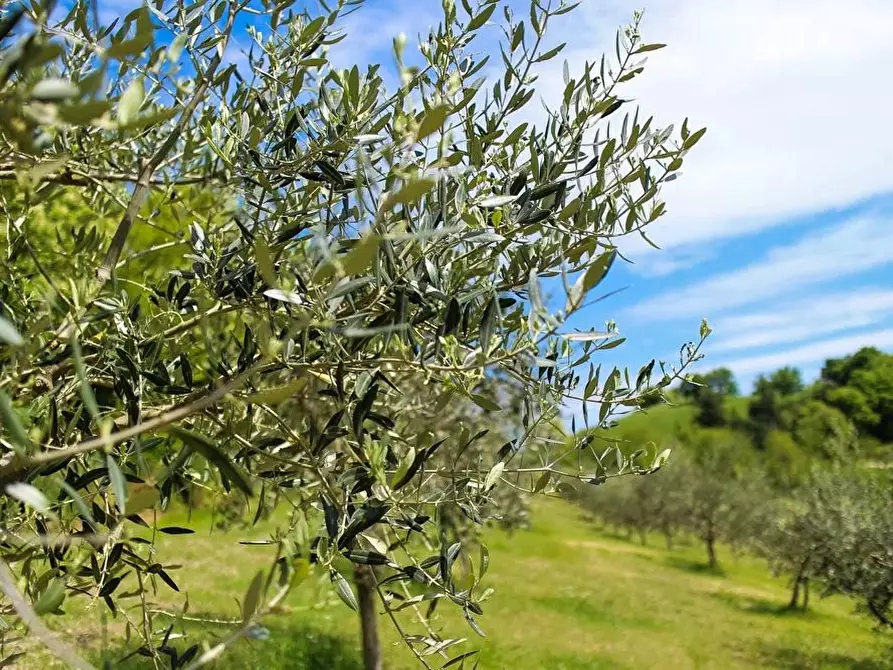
[0, 558, 95, 670]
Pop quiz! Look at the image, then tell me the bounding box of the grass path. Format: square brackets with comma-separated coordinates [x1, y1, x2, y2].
[24, 498, 891, 669]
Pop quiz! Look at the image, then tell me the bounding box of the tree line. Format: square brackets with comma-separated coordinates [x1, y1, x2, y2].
[576, 350, 893, 632]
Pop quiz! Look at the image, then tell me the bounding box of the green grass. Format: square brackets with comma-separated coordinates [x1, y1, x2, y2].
[23, 497, 892, 669]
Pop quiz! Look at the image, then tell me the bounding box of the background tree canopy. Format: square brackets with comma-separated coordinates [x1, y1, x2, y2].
[0, 0, 709, 667]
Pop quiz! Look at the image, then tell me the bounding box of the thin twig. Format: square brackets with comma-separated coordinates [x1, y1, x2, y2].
[96, 5, 240, 281]
[0, 168, 218, 188]
[0, 558, 95, 670]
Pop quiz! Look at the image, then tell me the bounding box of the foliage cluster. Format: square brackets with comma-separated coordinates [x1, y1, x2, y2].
[0, 0, 708, 667]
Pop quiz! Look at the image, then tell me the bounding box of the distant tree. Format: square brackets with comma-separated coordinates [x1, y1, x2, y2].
[748, 367, 807, 445]
[679, 367, 738, 428]
[769, 366, 804, 396]
[818, 347, 893, 443]
[789, 399, 859, 461]
[757, 490, 819, 611]
[676, 438, 768, 569]
[786, 468, 893, 627]
[762, 429, 809, 488]
[748, 374, 787, 446]
[705, 367, 739, 397]
[575, 454, 686, 550]
[643, 462, 689, 550]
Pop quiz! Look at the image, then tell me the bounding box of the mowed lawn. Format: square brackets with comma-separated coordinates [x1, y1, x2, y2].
[27, 498, 890, 669]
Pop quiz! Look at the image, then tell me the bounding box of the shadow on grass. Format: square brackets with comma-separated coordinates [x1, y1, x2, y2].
[710, 591, 808, 618]
[659, 554, 726, 577]
[596, 529, 640, 544]
[758, 645, 890, 670]
[99, 616, 363, 670]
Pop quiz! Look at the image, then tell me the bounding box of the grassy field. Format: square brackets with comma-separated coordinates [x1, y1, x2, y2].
[24, 496, 891, 669]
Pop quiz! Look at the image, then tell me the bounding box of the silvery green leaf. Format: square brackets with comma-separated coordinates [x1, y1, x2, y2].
[331, 570, 358, 611]
[242, 571, 264, 622]
[263, 289, 304, 305]
[0, 390, 30, 454]
[106, 455, 127, 516]
[462, 230, 505, 243]
[31, 78, 78, 101]
[71, 335, 99, 417]
[483, 462, 504, 491]
[118, 77, 145, 126]
[354, 134, 387, 144]
[476, 195, 518, 208]
[563, 331, 612, 341]
[6, 483, 54, 518]
[0, 317, 23, 346]
[33, 579, 66, 615]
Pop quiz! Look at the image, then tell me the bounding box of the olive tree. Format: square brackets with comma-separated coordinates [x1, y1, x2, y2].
[757, 482, 824, 611]
[674, 442, 770, 570]
[575, 453, 686, 549]
[0, 0, 707, 667]
[784, 468, 893, 628]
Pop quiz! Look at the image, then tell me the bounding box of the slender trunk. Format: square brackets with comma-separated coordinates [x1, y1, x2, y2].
[802, 577, 809, 612]
[788, 577, 801, 610]
[639, 529, 647, 546]
[354, 564, 382, 670]
[788, 557, 810, 611]
[665, 532, 673, 551]
[868, 600, 893, 629]
[705, 527, 717, 569]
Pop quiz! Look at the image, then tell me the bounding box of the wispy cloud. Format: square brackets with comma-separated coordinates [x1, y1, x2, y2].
[625, 214, 893, 321]
[714, 328, 893, 377]
[328, 2, 441, 74]
[625, 245, 713, 278]
[710, 289, 893, 353]
[539, 0, 893, 253]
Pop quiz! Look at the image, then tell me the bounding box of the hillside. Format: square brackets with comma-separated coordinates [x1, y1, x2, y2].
[603, 395, 751, 448]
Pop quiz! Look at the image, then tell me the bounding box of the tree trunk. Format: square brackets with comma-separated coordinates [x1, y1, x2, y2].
[802, 577, 809, 612]
[788, 557, 810, 611]
[705, 529, 717, 570]
[354, 564, 382, 670]
[788, 577, 801, 610]
[639, 529, 648, 546]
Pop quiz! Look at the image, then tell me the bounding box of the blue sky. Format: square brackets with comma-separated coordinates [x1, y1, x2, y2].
[93, 0, 893, 397]
[326, 0, 893, 396]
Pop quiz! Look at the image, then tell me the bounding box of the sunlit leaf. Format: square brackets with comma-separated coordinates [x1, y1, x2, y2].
[331, 570, 358, 611]
[242, 571, 265, 622]
[106, 455, 127, 516]
[33, 579, 66, 615]
[6, 483, 53, 518]
[0, 316, 23, 346]
[118, 77, 145, 127]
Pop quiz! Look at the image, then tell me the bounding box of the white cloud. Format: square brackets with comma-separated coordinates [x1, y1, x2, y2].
[539, 0, 893, 251]
[625, 245, 712, 278]
[329, 3, 441, 73]
[626, 213, 893, 321]
[714, 328, 893, 377]
[710, 289, 893, 353]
